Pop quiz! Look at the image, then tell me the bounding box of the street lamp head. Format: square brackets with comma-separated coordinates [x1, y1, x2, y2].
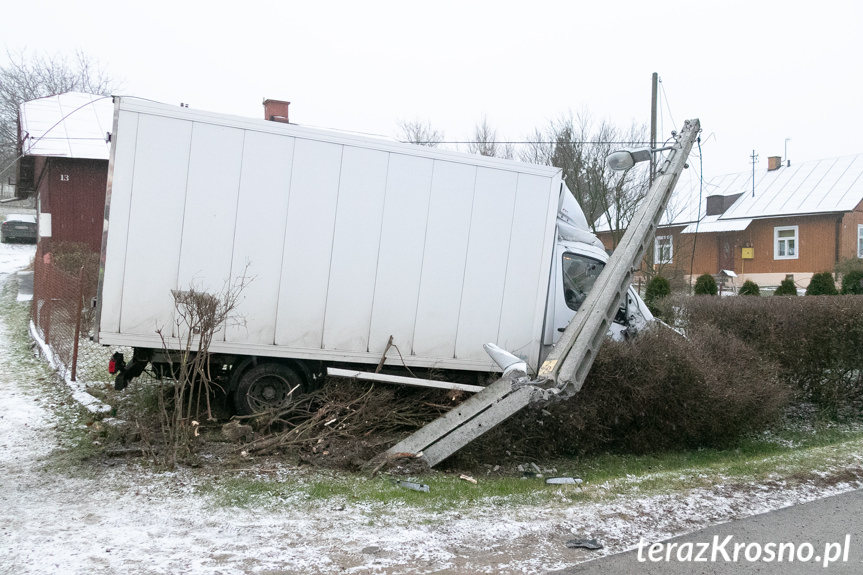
[606, 147, 653, 171]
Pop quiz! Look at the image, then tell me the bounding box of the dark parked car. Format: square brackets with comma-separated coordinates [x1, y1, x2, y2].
[0, 214, 37, 243]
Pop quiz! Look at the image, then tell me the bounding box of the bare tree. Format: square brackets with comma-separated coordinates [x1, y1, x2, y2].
[467, 115, 513, 159]
[518, 127, 554, 166]
[0, 48, 120, 172]
[523, 110, 649, 240]
[396, 118, 444, 147]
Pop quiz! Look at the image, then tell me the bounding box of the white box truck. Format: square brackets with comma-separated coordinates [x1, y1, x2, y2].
[97, 98, 650, 414]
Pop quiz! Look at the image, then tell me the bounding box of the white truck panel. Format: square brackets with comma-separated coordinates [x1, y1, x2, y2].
[273, 138, 342, 349]
[366, 154, 435, 355]
[224, 131, 295, 344]
[99, 99, 564, 373]
[119, 114, 192, 335]
[454, 167, 519, 360]
[176, 123, 244, 301]
[497, 173, 558, 358]
[411, 161, 477, 359]
[322, 145, 389, 351]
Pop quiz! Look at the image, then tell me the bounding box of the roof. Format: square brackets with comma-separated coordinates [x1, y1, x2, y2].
[595, 153, 863, 233]
[680, 215, 752, 234]
[720, 155, 863, 219]
[19, 92, 114, 160]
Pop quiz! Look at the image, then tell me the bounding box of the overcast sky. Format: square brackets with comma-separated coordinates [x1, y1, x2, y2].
[4, 0, 861, 180]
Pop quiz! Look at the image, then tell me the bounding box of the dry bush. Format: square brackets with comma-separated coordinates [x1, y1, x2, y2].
[149, 271, 251, 469]
[47, 241, 100, 332]
[458, 325, 790, 462]
[243, 379, 462, 469]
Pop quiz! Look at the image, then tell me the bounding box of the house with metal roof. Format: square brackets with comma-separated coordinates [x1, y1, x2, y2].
[17, 92, 113, 252]
[596, 154, 863, 290]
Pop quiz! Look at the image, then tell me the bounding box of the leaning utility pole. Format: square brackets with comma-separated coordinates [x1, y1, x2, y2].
[376, 119, 701, 469]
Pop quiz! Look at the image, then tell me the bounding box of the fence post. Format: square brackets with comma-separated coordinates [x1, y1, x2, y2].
[43, 254, 53, 345]
[71, 265, 85, 382]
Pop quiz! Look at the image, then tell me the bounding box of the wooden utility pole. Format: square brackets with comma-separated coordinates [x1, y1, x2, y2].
[650, 72, 658, 185]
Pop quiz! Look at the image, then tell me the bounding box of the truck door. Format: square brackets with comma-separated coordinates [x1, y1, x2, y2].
[549, 248, 607, 344]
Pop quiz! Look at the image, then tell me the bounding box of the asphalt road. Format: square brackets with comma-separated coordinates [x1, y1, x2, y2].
[555, 488, 863, 574]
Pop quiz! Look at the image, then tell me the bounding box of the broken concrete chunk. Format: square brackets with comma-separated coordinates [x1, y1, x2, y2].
[565, 539, 603, 550]
[394, 480, 429, 493]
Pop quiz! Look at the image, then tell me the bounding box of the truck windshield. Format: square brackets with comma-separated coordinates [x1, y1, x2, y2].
[562, 252, 605, 311]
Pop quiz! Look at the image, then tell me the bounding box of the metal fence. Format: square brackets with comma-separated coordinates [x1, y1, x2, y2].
[31, 240, 117, 385]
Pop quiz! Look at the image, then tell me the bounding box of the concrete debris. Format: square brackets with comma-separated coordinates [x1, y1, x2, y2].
[565, 539, 603, 550]
[546, 477, 583, 485]
[393, 479, 429, 493]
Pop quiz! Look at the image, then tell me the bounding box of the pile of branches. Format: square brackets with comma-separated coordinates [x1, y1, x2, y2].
[242, 379, 460, 460]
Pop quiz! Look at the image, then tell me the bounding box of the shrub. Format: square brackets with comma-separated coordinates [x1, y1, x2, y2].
[644, 275, 671, 316]
[806, 272, 838, 295]
[835, 257, 863, 277]
[739, 280, 760, 296]
[662, 294, 863, 418]
[463, 324, 791, 459]
[693, 273, 717, 295]
[774, 278, 798, 296]
[841, 270, 863, 295]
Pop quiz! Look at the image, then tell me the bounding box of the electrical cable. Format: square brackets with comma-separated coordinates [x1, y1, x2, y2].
[1, 94, 113, 180]
[688, 136, 704, 294]
[660, 79, 677, 132]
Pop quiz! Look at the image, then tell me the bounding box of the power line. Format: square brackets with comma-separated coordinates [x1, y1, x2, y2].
[401, 140, 654, 146]
[659, 78, 677, 132]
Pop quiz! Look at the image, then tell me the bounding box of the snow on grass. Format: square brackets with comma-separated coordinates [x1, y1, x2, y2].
[3, 240, 863, 574]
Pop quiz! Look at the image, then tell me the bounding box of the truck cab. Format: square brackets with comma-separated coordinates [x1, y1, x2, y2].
[545, 189, 652, 353]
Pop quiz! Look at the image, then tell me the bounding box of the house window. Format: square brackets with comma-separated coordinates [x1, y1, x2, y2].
[774, 226, 798, 260]
[654, 235, 673, 264]
[858, 224, 863, 258]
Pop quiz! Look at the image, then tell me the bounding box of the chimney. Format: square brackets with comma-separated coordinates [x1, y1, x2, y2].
[263, 99, 290, 123]
[767, 156, 782, 171]
[705, 195, 725, 216]
[705, 193, 744, 216]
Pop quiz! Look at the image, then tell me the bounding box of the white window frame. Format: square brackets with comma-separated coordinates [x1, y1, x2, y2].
[858, 224, 863, 258]
[774, 225, 799, 260]
[654, 235, 673, 265]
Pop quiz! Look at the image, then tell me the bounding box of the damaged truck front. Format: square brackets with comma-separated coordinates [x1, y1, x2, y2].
[96, 98, 650, 414]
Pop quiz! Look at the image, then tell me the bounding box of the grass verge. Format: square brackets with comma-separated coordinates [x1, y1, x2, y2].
[0, 278, 102, 473]
[199, 421, 863, 511]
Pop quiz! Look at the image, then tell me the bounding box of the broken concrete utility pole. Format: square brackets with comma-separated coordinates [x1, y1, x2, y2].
[381, 119, 701, 468]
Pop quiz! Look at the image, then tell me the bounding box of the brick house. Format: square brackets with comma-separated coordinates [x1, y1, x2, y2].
[596, 154, 863, 290]
[17, 92, 114, 253]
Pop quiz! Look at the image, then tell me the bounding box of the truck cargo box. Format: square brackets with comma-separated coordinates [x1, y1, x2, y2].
[97, 98, 562, 374]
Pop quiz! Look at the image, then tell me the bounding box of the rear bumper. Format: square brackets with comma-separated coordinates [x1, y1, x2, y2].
[1, 228, 37, 242]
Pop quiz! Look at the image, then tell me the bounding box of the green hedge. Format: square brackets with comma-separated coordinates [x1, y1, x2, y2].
[656, 294, 863, 417]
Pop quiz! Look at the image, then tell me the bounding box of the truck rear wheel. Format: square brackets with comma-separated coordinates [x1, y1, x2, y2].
[234, 363, 306, 416]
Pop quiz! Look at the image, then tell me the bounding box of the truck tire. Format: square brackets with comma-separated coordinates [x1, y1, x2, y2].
[234, 363, 306, 416]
